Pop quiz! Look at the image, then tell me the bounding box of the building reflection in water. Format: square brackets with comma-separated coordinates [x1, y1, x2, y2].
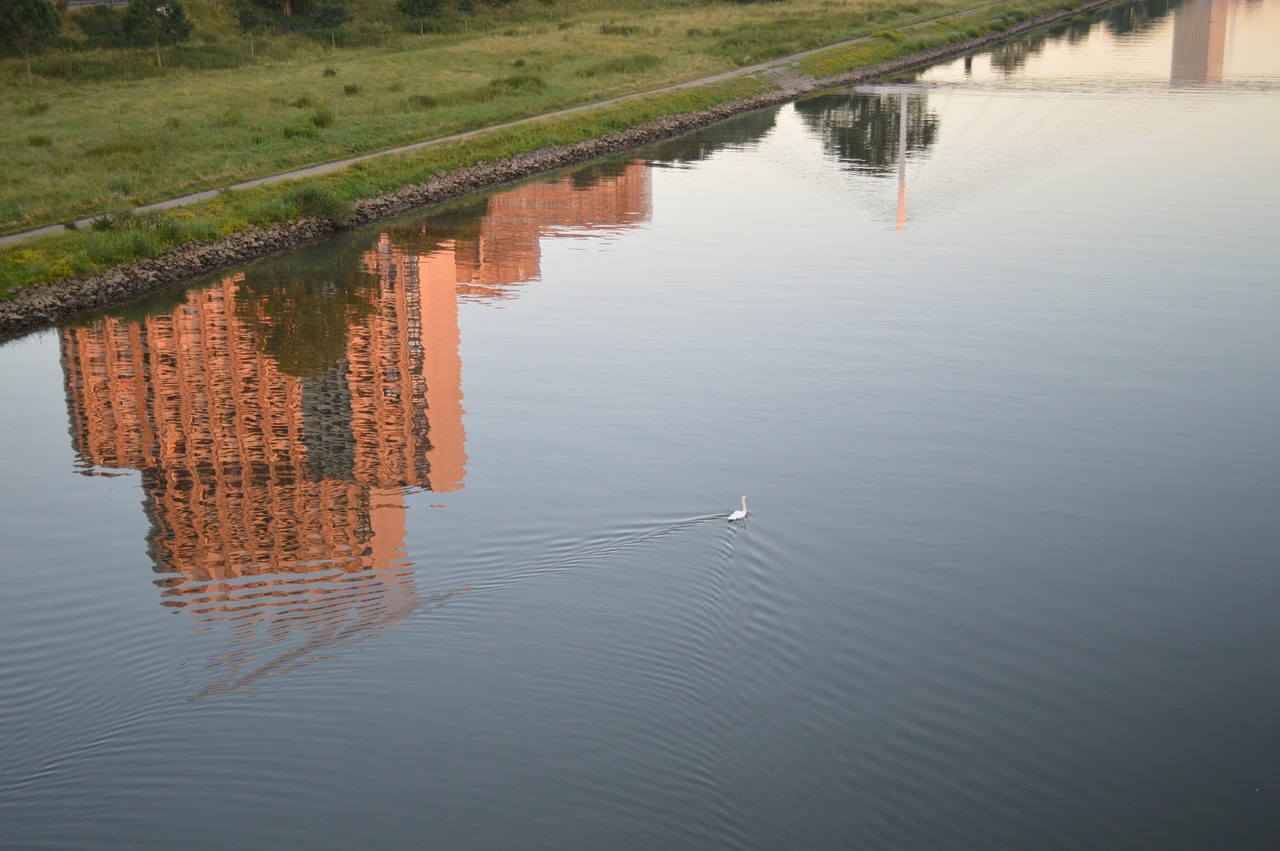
[60, 161, 651, 694]
[1171, 0, 1229, 83]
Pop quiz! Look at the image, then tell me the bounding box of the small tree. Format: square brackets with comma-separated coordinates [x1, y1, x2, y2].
[395, 0, 442, 36]
[311, 0, 352, 47]
[122, 0, 193, 67]
[1, 0, 62, 79]
[454, 0, 474, 30]
[235, 0, 267, 56]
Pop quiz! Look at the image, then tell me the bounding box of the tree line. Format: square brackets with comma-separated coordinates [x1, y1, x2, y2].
[3, 0, 198, 72]
[1, 0, 520, 76]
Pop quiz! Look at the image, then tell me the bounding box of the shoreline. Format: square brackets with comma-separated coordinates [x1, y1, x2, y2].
[0, 0, 1115, 342]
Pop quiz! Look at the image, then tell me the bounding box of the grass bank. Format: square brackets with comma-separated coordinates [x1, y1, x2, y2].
[1, 0, 1101, 302]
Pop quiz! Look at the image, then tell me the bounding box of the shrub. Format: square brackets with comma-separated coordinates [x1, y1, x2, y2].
[489, 73, 545, 94]
[32, 55, 157, 81]
[89, 210, 185, 246]
[241, 194, 296, 227]
[169, 44, 243, 70]
[577, 53, 661, 77]
[407, 93, 437, 110]
[310, 107, 334, 127]
[91, 211, 126, 231]
[28, 134, 53, 147]
[343, 83, 360, 95]
[85, 133, 165, 159]
[282, 124, 320, 139]
[323, 66, 337, 76]
[284, 185, 351, 224]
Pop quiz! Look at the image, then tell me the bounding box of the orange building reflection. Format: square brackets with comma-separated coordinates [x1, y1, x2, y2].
[61, 275, 435, 638]
[451, 160, 651, 301]
[61, 161, 651, 689]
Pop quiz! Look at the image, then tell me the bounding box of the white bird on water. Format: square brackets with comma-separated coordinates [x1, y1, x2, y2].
[727, 496, 749, 522]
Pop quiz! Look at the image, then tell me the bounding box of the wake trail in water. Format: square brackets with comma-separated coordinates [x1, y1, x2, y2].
[452, 512, 758, 844]
[461, 513, 741, 596]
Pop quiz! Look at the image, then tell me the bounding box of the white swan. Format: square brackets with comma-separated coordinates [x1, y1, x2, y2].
[728, 496, 748, 522]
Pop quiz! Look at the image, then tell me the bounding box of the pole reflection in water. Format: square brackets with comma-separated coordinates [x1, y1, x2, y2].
[898, 91, 908, 232]
[58, 161, 652, 694]
[795, 88, 938, 228]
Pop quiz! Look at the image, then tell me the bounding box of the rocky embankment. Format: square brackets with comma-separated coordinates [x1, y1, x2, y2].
[0, 0, 1111, 341]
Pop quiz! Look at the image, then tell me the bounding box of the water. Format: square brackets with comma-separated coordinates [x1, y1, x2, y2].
[3, 1, 1279, 846]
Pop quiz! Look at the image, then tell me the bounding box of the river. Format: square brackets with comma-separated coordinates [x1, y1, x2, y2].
[2, 0, 1278, 847]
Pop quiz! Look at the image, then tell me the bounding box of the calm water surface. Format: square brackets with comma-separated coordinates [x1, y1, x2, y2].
[3, 1, 1279, 847]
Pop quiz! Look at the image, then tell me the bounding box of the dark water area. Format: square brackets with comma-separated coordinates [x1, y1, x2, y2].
[2, 0, 1279, 847]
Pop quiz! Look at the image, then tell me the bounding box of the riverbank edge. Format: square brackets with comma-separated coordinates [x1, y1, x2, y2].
[0, 0, 1114, 341]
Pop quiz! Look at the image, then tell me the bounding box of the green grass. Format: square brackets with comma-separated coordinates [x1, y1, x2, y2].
[0, 0, 1098, 298]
